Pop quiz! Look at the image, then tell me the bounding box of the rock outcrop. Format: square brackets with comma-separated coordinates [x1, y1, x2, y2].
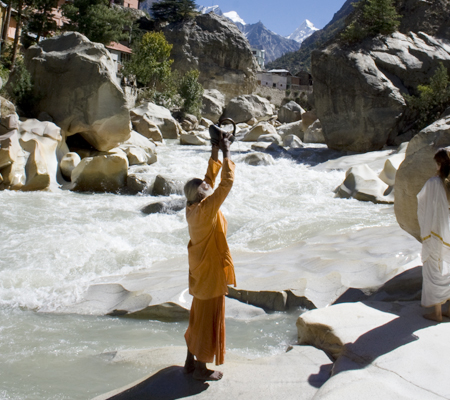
[163, 13, 258, 103]
[130, 102, 179, 140]
[312, 32, 450, 152]
[0, 117, 63, 191]
[395, 115, 450, 241]
[13, 32, 131, 151]
[223, 95, 275, 124]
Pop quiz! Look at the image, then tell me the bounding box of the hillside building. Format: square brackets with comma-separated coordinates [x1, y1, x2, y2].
[251, 48, 265, 69]
[256, 69, 313, 92]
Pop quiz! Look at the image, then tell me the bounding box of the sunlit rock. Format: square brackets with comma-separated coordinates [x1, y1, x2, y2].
[13, 32, 130, 151]
[71, 150, 129, 192]
[94, 345, 331, 400]
[119, 130, 157, 166]
[222, 95, 274, 124]
[242, 122, 277, 142]
[201, 89, 225, 123]
[60, 152, 81, 181]
[303, 119, 325, 144]
[335, 164, 394, 204]
[180, 114, 198, 132]
[395, 116, 450, 241]
[180, 131, 208, 146]
[283, 134, 304, 148]
[378, 153, 405, 187]
[277, 120, 304, 141]
[240, 152, 275, 166]
[256, 132, 282, 145]
[0, 118, 62, 191]
[301, 110, 317, 130]
[130, 102, 179, 139]
[278, 101, 304, 124]
[130, 113, 163, 142]
[152, 175, 184, 196]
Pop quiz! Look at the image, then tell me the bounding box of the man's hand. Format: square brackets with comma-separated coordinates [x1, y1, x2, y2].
[219, 132, 232, 159]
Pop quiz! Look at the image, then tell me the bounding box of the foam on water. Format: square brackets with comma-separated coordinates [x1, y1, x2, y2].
[0, 141, 419, 399]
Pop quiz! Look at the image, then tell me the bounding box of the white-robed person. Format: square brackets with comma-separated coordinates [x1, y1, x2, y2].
[417, 147, 450, 322]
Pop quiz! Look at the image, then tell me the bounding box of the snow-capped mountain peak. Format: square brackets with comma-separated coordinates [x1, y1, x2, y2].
[223, 11, 246, 25]
[197, 5, 223, 16]
[286, 19, 319, 44]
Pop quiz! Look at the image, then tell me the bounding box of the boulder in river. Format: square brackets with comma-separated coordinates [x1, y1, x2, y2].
[222, 95, 275, 124]
[12, 32, 131, 151]
[395, 115, 450, 241]
[130, 102, 179, 140]
[278, 101, 304, 124]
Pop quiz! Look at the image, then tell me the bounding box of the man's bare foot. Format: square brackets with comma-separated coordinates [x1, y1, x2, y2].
[184, 350, 195, 374]
[193, 367, 223, 381]
[423, 312, 443, 322]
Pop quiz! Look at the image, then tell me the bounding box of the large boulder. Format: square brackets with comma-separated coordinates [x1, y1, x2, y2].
[303, 120, 325, 144]
[278, 101, 304, 124]
[163, 13, 258, 103]
[242, 122, 277, 142]
[119, 130, 157, 166]
[71, 150, 129, 192]
[395, 116, 450, 241]
[335, 164, 394, 204]
[222, 95, 275, 124]
[13, 32, 130, 151]
[277, 120, 304, 141]
[0, 118, 63, 191]
[130, 102, 179, 139]
[312, 32, 450, 152]
[201, 89, 225, 123]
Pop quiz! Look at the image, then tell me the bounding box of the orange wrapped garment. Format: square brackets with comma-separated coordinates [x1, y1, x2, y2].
[185, 157, 236, 365]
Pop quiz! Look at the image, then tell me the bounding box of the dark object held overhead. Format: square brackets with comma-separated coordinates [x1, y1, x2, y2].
[209, 118, 236, 145]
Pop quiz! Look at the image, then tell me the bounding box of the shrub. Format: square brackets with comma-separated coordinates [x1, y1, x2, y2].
[405, 63, 450, 130]
[178, 69, 203, 117]
[7, 60, 34, 115]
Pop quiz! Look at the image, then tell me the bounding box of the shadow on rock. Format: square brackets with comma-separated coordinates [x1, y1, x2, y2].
[107, 366, 209, 400]
[307, 363, 333, 388]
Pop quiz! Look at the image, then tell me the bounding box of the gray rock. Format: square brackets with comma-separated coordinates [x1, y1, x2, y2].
[242, 122, 277, 141]
[12, 32, 130, 151]
[119, 130, 157, 166]
[241, 152, 275, 166]
[59, 152, 81, 181]
[130, 102, 179, 140]
[152, 175, 184, 196]
[179, 132, 208, 146]
[222, 95, 275, 124]
[163, 13, 258, 103]
[126, 173, 150, 195]
[303, 119, 325, 144]
[395, 115, 450, 241]
[278, 101, 304, 124]
[283, 134, 304, 148]
[312, 32, 450, 152]
[251, 141, 286, 154]
[257, 133, 282, 145]
[335, 164, 394, 204]
[141, 198, 186, 214]
[180, 114, 198, 132]
[277, 120, 304, 141]
[201, 89, 225, 123]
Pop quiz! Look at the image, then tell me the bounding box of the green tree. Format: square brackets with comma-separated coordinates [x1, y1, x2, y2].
[62, 0, 134, 45]
[123, 31, 173, 88]
[25, 0, 58, 44]
[178, 69, 203, 117]
[405, 63, 450, 130]
[341, 0, 401, 44]
[151, 0, 197, 23]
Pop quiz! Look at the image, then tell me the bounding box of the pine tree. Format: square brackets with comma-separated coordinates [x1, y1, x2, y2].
[151, 0, 197, 23]
[62, 0, 134, 45]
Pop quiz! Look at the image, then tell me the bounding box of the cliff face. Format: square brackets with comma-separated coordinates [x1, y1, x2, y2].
[312, 0, 450, 152]
[163, 13, 259, 103]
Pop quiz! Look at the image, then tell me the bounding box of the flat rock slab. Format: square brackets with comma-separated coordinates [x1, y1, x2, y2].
[298, 301, 450, 399]
[92, 345, 331, 400]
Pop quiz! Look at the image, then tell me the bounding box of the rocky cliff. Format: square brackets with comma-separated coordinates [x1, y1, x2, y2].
[163, 13, 258, 103]
[312, 0, 450, 152]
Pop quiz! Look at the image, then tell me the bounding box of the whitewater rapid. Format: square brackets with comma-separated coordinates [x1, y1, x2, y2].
[0, 141, 421, 399]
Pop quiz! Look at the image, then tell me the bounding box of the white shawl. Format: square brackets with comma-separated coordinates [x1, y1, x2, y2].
[417, 176, 450, 275]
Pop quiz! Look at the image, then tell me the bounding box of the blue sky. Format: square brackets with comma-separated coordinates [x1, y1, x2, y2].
[198, 0, 348, 36]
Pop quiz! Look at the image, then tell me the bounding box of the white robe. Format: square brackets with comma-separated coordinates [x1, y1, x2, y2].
[417, 176, 450, 307]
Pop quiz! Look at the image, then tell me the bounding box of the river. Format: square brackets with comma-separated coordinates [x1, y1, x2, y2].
[0, 140, 420, 399]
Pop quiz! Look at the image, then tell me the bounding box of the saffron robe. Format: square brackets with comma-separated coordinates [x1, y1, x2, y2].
[185, 157, 236, 365]
[417, 176, 450, 307]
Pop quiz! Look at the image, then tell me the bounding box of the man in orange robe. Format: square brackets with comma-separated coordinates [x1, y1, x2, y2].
[183, 133, 236, 381]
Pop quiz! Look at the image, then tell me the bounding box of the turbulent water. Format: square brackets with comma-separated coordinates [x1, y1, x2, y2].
[0, 141, 419, 399]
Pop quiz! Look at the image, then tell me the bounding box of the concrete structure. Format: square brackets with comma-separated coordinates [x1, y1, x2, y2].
[257, 69, 313, 93]
[251, 47, 265, 69]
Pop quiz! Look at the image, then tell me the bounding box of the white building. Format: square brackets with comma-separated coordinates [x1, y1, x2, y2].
[257, 69, 290, 90]
[251, 48, 265, 69]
